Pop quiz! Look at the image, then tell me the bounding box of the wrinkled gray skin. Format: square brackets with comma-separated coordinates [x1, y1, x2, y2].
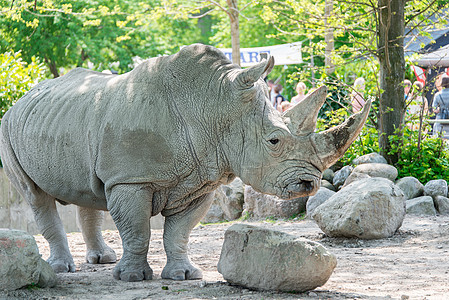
[0, 44, 370, 282]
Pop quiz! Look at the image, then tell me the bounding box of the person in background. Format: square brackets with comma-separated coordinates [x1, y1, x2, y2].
[404, 79, 412, 100]
[406, 81, 428, 130]
[351, 77, 366, 113]
[274, 84, 287, 112]
[267, 80, 277, 107]
[291, 82, 307, 104]
[407, 81, 427, 116]
[435, 72, 446, 92]
[432, 75, 449, 136]
[280, 101, 293, 112]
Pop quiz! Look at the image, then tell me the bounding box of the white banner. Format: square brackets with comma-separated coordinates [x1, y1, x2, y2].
[219, 42, 302, 67]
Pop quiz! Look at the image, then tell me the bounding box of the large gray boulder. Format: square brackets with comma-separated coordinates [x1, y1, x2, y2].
[332, 165, 353, 189]
[312, 178, 405, 239]
[406, 196, 437, 216]
[352, 163, 398, 181]
[217, 224, 337, 292]
[243, 186, 307, 218]
[424, 179, 448, 198]
[352, 153, 388, 165]
[0, 229, 57, 291]
[306, 187, 336, 217]
[395, 177, 424, 200]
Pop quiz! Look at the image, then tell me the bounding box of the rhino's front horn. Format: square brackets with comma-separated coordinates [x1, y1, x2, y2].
[282, 86, 328, 135]
[311, 99, 371, 170]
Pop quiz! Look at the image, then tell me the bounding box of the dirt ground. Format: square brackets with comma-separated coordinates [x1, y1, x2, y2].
[3, 214, 449, 300]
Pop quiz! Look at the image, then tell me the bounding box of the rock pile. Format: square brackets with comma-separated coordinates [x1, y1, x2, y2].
[306, 152, 449, 238]
[202, 152, 449, 229]
[202, 178, 308, 223]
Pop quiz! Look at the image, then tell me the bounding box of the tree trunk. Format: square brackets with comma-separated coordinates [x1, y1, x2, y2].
[377, 0, 405, 165]
[227, 0, 240, 66]
[44, 56, 60, 78]
[324, 0, 334, 75]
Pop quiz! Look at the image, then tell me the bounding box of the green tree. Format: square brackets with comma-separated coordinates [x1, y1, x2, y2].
[260, 0, 449, 165]
[0, 0, 206, 77]
[0, 51, 47, 118]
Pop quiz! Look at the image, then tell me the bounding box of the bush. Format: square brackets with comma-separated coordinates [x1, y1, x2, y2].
[334, 116, 449, 183]
[0, 51, 47, 119]
[388, 125, 449, 183]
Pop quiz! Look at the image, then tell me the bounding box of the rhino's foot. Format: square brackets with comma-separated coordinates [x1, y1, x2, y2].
[86, 246, 117, 264]
[113, 257, 152, 281]
[161, 260, 203, 281]
[47, 256, 76, 273]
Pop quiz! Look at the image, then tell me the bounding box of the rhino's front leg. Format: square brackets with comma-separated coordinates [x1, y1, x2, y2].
[77, 206, 117, 264]
[107, 184, 153, 282]
[162, 192, 214, 280]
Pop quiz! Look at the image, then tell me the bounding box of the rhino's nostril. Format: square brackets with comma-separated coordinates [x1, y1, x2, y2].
[302, 180, 314, 192]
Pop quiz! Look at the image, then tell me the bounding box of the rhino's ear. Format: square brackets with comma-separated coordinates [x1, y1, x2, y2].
[282, 86, 328, 135]
[234, 55, 275, 90]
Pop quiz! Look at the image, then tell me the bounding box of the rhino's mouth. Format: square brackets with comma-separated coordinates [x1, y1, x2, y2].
[280, 176, 320, 199]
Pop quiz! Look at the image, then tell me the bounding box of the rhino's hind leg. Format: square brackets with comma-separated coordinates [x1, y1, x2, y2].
[161, 192, 214, 281]
[77, 206, 117, 264]
[30, 192, 76, 273]
[107, 184, 153, 282]
[0, 127, 75, 272]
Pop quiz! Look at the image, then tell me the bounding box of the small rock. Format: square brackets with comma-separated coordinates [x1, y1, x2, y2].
[352, 163, 398, 181]
[333, 166, 353, 189]
[322, 169, 334, 182]
[243, 186, 307, 219]
[395, 177, 424, 200]
[306, 187, 336, 217]
[342, 171, 371, 188]
[308, 291, 318, 297]
[406, 196, 436, 216]
[424, 179, 448, 198]
[352, 153, 388, 165]
[321, 180, 336, 191]
[434, 196, 449, 215]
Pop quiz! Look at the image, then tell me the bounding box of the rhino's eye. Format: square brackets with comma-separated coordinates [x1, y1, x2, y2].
[269, 138, 279, 145]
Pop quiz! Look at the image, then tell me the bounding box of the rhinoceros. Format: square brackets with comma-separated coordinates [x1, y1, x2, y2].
[0, 44, 370, 282]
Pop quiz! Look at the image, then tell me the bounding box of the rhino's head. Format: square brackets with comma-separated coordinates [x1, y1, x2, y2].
[226, 55, 370, 199]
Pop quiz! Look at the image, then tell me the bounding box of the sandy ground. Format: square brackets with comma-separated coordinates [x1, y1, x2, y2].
[2, 214, 449, 300]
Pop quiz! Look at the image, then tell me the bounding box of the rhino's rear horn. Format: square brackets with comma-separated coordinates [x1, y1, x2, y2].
[282, 86, 328, 135]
